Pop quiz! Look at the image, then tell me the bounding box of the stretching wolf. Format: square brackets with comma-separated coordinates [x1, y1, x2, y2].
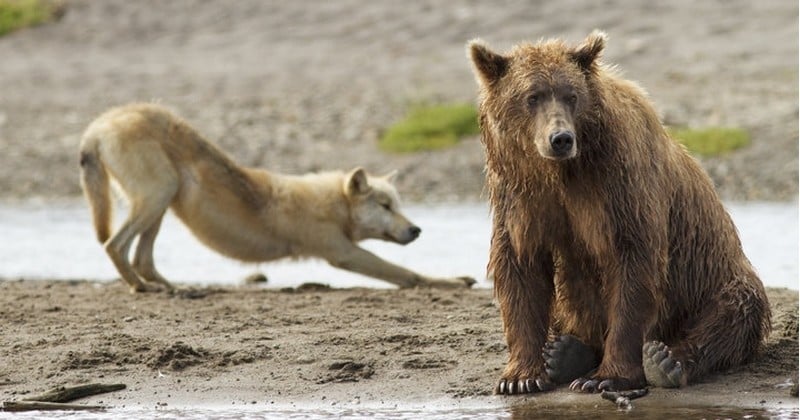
[79, 103, 475, 293]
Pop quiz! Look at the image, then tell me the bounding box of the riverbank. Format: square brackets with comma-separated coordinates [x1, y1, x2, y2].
[0, 280, 796, 414]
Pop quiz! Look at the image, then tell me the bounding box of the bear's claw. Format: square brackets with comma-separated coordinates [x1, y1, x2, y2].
[643, 341, 684, 388]
[496, 377, 553, 395]
[569, 376, 638, 393]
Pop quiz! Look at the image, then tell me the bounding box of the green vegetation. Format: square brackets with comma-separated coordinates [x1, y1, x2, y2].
[379, 103, 480, 153]
[668, 126, 750, 157]
[0, 0, 60, 37]
[378, 103, 748, 157]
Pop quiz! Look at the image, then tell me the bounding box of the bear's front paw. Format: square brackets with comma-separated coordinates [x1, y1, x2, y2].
[569, 375, 643, 393]
[495, 375, 554, 395]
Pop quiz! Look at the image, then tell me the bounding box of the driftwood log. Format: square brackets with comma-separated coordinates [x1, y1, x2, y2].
[2, 401, 106, 412]
[1, 383, 125, 412]
[22, 383, 126, 403]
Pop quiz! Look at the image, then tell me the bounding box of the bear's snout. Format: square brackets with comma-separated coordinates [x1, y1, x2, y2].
[549, 130, 575, 157]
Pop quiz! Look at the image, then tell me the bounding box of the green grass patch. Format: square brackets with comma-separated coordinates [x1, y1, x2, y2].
[0, 0, 60, 37]
[668, 126, 750, 157]
[379, 103, 480, 153]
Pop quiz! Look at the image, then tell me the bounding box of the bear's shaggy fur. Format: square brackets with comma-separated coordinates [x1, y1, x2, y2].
[468, 31, 770, 395]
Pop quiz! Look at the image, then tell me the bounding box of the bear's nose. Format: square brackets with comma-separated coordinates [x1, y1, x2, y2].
[408, 226, 421, 239]
[549, 131, 575, 154]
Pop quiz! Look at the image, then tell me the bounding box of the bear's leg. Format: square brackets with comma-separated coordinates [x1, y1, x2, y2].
[570, 251, 658, 393]
[492, 232, 556, 395]
[647, 281, 769, 387]
[547, 252, 605, 384]
[543, 335, 600, 384]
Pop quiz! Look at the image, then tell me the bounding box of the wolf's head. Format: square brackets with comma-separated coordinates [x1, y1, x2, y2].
[343, 168, 421, 245]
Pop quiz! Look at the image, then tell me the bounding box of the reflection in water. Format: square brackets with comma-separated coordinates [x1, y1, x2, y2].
[0, 404, 796, 419]
[509, 404, 797, 419]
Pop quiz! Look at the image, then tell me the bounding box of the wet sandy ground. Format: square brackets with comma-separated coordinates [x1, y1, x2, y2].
[0, 280, 796, 412]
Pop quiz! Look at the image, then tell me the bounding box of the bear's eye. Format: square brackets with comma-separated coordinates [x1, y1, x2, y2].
[567, 93, 578, 104]
[526, 94, 541, 107]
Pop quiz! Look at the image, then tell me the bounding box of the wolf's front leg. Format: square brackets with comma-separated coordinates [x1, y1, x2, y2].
[323, 243, 473, 288]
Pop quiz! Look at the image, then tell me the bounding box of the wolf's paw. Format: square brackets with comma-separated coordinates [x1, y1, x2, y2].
[424, 276, 476, 289]
[129, 282, 166, 294]
[495, 375, 554, 395]
[643, 341, 684, 388]
[543, 335, 599, 384]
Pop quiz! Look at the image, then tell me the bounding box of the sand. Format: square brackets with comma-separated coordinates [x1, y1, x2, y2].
[0, 280, 796, 413]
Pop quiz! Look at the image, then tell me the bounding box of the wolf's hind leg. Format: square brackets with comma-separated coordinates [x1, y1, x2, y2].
[105, 203, 165, 293]
[132, 213, 174, 291]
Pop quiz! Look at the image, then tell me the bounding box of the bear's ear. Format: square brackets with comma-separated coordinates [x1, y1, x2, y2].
[468, 39, 508, 87]
[571, 30, 607, 73]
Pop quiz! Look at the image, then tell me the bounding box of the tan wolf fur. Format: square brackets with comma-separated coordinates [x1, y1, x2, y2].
[79, 103, 475, 293]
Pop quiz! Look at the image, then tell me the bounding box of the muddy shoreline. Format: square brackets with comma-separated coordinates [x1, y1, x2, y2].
[0, 280, 796, 413]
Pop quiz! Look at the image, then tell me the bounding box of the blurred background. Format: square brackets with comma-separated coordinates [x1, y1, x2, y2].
[0, 0, 796, 288]
[0, 0, 796, 202]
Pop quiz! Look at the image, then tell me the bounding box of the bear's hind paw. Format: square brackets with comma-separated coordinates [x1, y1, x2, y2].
[643, 341, 684, 388]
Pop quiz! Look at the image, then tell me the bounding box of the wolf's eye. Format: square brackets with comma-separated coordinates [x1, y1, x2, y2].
[380, 203, 391, 211]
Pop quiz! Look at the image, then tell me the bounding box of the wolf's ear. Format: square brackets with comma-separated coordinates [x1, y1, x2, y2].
[346, 167, 371, 195]
[571, 30, 606, 73]
[381, 170, 398, 183]
[468, 39, 508, 87]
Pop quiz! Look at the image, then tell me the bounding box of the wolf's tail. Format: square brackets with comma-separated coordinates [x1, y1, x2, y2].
[79, 140, 112, 243]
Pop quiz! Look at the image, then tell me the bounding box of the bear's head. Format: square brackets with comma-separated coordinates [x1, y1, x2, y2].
[468, 31, 606, 162]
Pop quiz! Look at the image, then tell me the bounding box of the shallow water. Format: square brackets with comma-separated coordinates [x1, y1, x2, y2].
[0, 202, 798, 289]
[0, 404, 797, 419]
[0, 201, 796, 289]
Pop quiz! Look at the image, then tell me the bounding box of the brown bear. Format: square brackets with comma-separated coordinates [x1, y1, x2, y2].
[467, 31, 771, 395]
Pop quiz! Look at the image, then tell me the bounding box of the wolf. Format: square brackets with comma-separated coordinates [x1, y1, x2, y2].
[79, 103, 475, 293]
